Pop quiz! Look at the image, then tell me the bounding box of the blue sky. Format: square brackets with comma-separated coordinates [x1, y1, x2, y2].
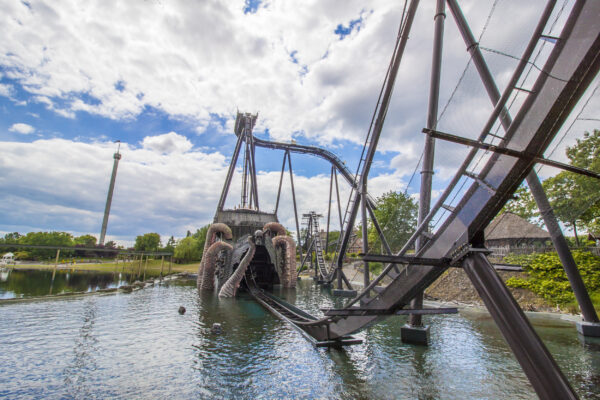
[0, 0, 593, 246]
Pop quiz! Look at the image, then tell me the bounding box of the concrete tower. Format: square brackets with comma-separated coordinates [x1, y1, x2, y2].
[99, 142, 122, 245]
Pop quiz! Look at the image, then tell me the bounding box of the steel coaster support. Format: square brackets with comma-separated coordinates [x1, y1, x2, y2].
[406, 0, 445, 336]
[360, 185, 370, 293]
[528, 172, 599, 323]
[217, 126, 245, 212]
[386, 0, 556, 264]
[462, 253, 577, 400]
[326, 166, 334, 253]
[287, 151, 303, 265]
[333, 0, 420, 287]
[274, 152, 287, 214]
[248, 126, 260, 209]
[241, 137, 250, 207]
[448, 0, 599, 326]
[333, 168, 343, 229]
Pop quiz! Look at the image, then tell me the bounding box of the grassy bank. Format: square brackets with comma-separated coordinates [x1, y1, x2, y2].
[11, 259, 200, 275]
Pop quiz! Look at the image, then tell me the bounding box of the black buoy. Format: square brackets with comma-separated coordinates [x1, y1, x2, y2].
[178, 306, 186, 315]
[211, 323, 222, 334]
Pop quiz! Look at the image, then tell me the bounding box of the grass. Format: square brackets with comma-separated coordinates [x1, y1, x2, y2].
[11, 259, 200, 274]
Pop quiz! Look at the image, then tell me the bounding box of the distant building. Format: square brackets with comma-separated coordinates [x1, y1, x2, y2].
[485, 212, 551, 253]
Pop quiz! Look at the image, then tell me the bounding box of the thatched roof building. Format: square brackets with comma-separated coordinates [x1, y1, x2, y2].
[485, 212, 550, 248]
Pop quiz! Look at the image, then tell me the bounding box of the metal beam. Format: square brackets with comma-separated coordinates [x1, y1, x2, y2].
[463, 253, 577, 399]
[361, 253, 450, 267]
[423, 128, 600, 180]
[287, 151, 303, 264]
[325, 166, 334, 253]
[411, 0, 446, 329]
[448, 0, 599, 326]
[217, 131, 244, 212]
[336, 0, 420, 274]
[274, 152, 287, 214]
[528, 172, 599, 322]
[323, 307, 458, 317]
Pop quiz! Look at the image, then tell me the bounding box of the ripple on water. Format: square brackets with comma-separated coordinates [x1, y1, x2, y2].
[0, 279, 599, 399]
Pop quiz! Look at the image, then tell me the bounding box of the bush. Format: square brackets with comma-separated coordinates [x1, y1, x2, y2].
[505, 251, 600, 306]
[369, 262, 383, 275]
[14, 251, 31, 260]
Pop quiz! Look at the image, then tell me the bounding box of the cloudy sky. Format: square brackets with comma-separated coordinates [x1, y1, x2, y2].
[0, 0, 597, 246]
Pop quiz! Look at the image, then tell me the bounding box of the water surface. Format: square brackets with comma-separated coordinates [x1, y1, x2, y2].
[0, 278, 599, 399]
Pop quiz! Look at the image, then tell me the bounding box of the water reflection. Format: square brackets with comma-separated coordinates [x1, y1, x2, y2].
[0, 269, 160, 299]
[0, 278, 598, 399]
[63, 298, 98, 398]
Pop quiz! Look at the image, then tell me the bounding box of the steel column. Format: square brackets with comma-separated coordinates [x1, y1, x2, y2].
[287, 151, 303, 265]
[326, 166, 334, 253]
[449, 0, 597, 324]
[333, 168, 343, 229]
[248, 130, 260, 209]
[274, 152, 287, 214]
[360, 190, 370, 290]
[217, 131, 244, 212]
[528, 171, 599, 322]
[463, 253, 577, 400]
[410, 0, 445, 328]
[335, 0, 420, 273]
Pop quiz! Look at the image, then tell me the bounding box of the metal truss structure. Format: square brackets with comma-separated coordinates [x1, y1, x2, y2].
[213, 1, 600, 398]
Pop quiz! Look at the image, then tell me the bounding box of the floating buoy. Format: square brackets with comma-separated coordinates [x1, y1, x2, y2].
[211, 323, 222, 334]
[178, 306, 186, 314]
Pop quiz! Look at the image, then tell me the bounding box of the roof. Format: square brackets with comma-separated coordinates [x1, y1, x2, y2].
[485, 212, 550, 241]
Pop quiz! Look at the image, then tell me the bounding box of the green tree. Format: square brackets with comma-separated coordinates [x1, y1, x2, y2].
[192, 225, 210, 257]
[501, 184, 538, 223]
[18, 231, 74, 259]
[134, 233, 161, 252]
[501, 130, 600, 244]
[543, 130, 600, 244]
[74, 234, 97, 247]
[174, 236, 201, 262]
[163, 236, 176, 253]
[367, 191, 418, 253]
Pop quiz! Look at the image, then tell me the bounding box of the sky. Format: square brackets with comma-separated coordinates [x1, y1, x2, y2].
[0, 0, 598, 247]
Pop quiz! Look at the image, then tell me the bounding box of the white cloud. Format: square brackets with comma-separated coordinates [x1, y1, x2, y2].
[0, 137, 362, 242]
[0, 82, 12, 97]
[0, 0, 559, 150]
[142, 131, 193, 154]
[8, 123, 35, 134]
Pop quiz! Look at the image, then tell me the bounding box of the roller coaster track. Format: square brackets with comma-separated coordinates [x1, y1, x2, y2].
[247, 0, 600, 345]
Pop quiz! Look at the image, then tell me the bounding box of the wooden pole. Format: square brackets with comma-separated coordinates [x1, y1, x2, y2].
[137, 254, 143, 279]
[143, 255, 148, 281]
[160, 255, 165, 279]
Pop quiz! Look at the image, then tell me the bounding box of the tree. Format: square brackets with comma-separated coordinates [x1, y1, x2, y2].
[367, 191, 418, 253]
[134, 233, 161, 252]
[543, 130, 600, 245]
[18, 231, 74, 259]
[501, 184, 538, 223]
[163, 236, 176, 253]
[501, 130, 600, 244]
[173, 236, 201, 262]
[74, 234, 97, 247]
[192, 225, 210, 258]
